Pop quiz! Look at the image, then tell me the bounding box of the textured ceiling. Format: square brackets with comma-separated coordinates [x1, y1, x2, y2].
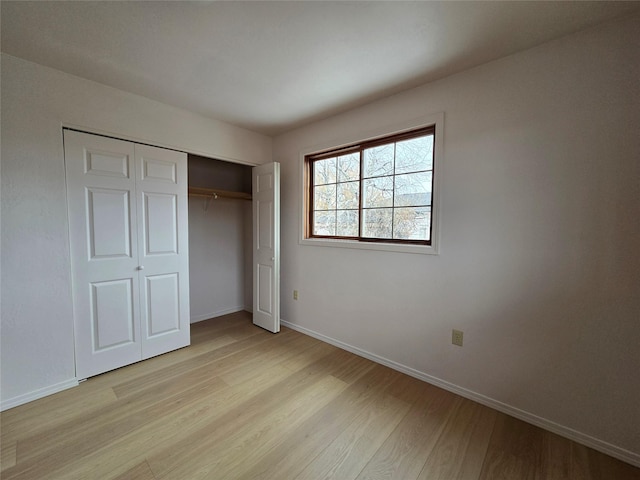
[2, 1, 638, 135]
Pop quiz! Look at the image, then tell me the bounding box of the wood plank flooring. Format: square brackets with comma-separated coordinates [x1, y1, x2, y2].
[1, 311, 639, 480]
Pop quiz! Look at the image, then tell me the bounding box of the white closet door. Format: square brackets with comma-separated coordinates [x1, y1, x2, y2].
[135, 144, 190, 359]
[65, 130, 190, 379]
[252, 162, 280, 333]
[65, 130, 142, 379]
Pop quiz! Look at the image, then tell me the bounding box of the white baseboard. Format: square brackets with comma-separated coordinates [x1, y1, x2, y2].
[281, 319, 640, 468]
[190, 306, 246, 323]
[1, 378, 79, 412]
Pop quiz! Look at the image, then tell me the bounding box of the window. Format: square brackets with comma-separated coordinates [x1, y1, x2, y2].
[305, 126, 436, 247]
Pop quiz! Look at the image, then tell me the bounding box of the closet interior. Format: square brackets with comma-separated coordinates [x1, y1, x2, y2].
[187, 155, 253, 324]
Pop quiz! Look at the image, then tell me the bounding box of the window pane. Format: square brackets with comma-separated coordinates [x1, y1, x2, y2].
[337, 181, 359, 209]
[363, 176, 393, 208]
[362, 208, 393, 238]
[313, 210, 336, 236]
[336, 210, 358, 236]
[307, 126, 436, 245]
[363, 144, 394, 178]
[337, 153, 360, 182]
[393, 206, 431, 240]
[314, 184, 336, 210]
[394, 172, 432, 207]
[395, 135, 433, 174]
[314, 157, 337, 185]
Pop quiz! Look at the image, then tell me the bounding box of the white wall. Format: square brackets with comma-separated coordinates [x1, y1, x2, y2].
[188, 197, 250, 322]
[274, 15, 640, 464]
[0, 54, 271, 408]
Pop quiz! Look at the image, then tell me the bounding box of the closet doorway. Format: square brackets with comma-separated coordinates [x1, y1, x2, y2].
[65, 130, 279, 380]
[187, 155, 280, 333]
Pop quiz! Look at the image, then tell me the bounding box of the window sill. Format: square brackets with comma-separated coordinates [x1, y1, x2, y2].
[300, 237, 438, 255]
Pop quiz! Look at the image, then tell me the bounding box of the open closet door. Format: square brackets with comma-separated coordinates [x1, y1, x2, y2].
[252, 162, 280, 333]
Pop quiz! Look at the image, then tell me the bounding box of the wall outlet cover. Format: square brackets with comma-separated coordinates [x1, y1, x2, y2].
[452, 329, 464, 347]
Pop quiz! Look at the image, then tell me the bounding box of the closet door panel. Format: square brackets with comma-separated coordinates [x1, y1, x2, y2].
[143, 192, 178, 255]
[252, 162, 280, 333]
[87, 188, 133, 258]
[135, 144, 190, 359]
[91, 279, 136, 349]
[65, 130, 142, 379]
[144, 273, 180, 337]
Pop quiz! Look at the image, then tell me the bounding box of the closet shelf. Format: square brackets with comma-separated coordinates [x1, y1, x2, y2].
[188, 186, 251, 201]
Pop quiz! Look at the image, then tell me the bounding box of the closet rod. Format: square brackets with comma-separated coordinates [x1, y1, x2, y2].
[188, 186, 251, 201]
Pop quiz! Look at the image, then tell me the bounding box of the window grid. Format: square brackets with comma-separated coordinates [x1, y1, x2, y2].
[308, 126, 434, 245]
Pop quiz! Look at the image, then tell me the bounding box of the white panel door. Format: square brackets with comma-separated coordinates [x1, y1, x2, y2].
[135, 144, 190, 359]
[65, 131, 190, 379]
[65, 130, 141, 379]
[252, 162, 280, 333]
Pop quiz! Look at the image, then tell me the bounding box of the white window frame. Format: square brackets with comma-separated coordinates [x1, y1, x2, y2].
[299, 112, 443, 255]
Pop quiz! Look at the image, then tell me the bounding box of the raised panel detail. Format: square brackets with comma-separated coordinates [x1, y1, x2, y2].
[143, 158, 177, 183]
[144, 193, 178, 255]
[145, 274, 180, 337]
[85, 150, 129, 178]
[257, 264, 273, 315]
[257, 200, 273, 250]
[91, 279, 135, 351]
[87, 188, 131, 259]
[257, 172, 273, 193]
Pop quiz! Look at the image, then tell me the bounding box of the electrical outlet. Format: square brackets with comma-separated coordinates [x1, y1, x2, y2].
[452, 329, 464, 347]
[293, 290, 298, 300]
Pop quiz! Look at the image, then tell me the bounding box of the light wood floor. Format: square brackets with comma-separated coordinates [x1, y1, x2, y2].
[2, 311, 639, 480]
